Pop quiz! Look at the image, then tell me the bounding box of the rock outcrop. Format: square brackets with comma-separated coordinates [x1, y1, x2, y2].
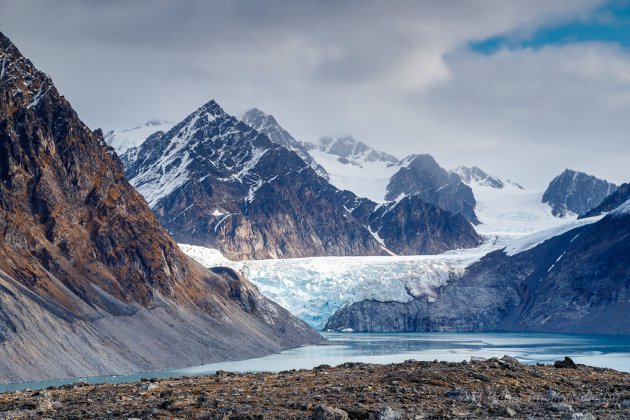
[386, 155, 478, 224]
[0, 31, 321, 383]
[364, 195, 481, 255]
[542, 169, 617, 217]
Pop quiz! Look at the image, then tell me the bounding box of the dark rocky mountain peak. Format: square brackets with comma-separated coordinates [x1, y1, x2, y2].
[0, 31, 320, 383]
[241, 107, 328, 179]
[542, 169, 617, 217]
[386, 154, 478, 224]
[123, 101, 481, 259]
[124, 99, 388, 259]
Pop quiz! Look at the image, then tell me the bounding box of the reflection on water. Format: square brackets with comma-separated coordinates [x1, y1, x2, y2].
[2, 331, 629, 393]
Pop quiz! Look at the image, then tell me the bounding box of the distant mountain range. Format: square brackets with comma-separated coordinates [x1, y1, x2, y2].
[117, 103, 481, 259]
[107, 100, 626, 337]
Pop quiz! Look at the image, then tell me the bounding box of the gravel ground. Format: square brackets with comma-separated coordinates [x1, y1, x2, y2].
[0, 357, 629, 419]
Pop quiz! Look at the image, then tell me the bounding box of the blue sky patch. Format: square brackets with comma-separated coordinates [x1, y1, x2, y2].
[470, 0, 630, 53]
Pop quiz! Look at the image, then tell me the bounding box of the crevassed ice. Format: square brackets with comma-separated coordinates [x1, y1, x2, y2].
[180, 244, 486, 330]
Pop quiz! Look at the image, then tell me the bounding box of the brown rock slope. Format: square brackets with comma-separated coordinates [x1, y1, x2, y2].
[0, 31, 321, 384]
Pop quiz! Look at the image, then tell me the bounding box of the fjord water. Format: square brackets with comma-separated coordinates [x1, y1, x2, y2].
[2, 332, 629, 393]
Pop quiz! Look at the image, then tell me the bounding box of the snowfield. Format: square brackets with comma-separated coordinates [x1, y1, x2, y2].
[104, 120, 174, 155]
[307, 148, 399, 202]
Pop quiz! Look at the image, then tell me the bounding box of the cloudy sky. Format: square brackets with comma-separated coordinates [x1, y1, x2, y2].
[1, 0, 629, 188]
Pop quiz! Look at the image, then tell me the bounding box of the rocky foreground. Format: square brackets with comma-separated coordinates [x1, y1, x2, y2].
[1, 357, 629, 419]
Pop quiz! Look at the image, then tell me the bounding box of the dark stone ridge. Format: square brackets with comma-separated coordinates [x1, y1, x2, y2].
[326, 208, 630, 334]
[365, 195, 481, 255]
[543, 169, 617, 217]
[0, 31, 321, 383]
[579, 183, 630, 219]
[386, 155, 479, 224]
[123, 102, 480, 259]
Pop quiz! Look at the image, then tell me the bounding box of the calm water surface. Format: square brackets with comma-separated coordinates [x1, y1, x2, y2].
[2, 331, 629, 393]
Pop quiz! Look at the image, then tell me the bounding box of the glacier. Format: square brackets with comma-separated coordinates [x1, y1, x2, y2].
[180, 175, 603, 330]
[181, 244, 490, 330]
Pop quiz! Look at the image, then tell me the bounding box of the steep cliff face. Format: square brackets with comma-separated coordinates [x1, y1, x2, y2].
[386, 155, 478, 224]
[0, 31, 321, 383]
[542, 169, 617, 217]
[326, 207, 630, 335]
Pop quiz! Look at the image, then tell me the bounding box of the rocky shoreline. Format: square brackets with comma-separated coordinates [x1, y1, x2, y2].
[1, 357, 629, 419]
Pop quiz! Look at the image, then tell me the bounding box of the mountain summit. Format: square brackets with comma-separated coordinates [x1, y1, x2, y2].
[122, 102, 481, 259]
[241, 108, 328, 179]
[123, 100, 388, 259]
[0, 32, 320, 383]
[543, 169, 617, 217]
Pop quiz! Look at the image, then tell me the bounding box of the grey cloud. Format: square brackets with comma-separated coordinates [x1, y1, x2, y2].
[2, 0, 623, 188]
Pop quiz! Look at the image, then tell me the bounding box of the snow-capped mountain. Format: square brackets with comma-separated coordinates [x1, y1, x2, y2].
[304, 135, 401, 202]
[542, 169, 617, 217]
[241, 108, 328, 179]
[123, 100, 383, 259]
[0, 31, 319, 383]
[122, 100, 480, 259]
[104, 120, 173, 155]
[454, 166, 504, 189]
[386, 154, 478, 224]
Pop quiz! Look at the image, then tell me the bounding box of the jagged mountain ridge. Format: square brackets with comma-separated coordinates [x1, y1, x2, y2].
[453, 166, 524, 191]
[326, 204, 630, 334]
[241, 108, 328, 180]
[123, 100, 387, 259]
[122, 102, 481, 259]
[244, 109, 485, 226]
[542, 169, 617, 217]
[310, 135, 399, 165]
[453, 166, 505, 189]
[0, 32, 320, 383]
